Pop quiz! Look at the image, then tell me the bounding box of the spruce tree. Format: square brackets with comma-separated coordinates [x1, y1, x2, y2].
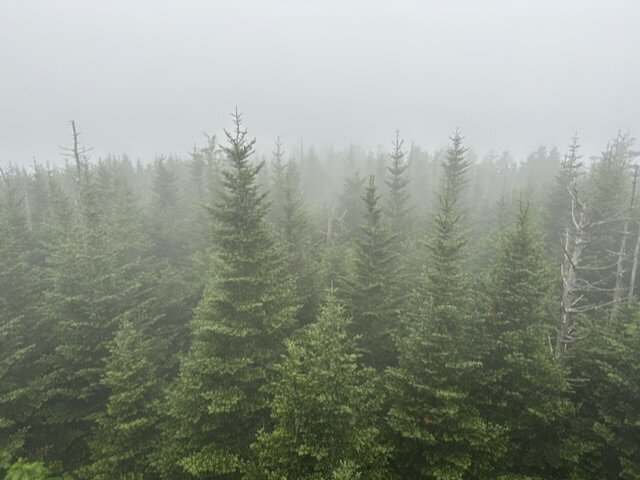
[337, 170, 367, 242]
[186, 134, 223, 257]
[342, 175, 400, 370]
[247, 293, 389, 480]
[150, 156, 184, 263]
[583, 133, 636, 304]
[428, 128, 470, 306]
[162, 111, 298, 478]
[35, 126, 157, 471]
[483, 203, 576, 478]
[268, 141, 320, 325]
[387, 130, 503, 479]
[385, 131, 412, 238]
[84, 315, 161, 480]
[570, 306, 640, 479]
[0, 171, 43, 461]
[268, 137, 287, 228]
[279, 160, 321, 325]
[543, 135, 583, 258]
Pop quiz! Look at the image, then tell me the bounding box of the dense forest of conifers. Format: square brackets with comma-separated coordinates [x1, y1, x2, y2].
[1, 112, 639, 479]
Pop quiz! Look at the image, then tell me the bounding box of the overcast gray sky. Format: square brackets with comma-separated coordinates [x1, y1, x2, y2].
[1, 0, 638, 165]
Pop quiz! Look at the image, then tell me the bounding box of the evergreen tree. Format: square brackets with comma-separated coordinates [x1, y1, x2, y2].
[1, 457, 71, 480]
[583, 133, 636, 304]
[385, 131, 412, 238]
[83, 315, 161, 480]
[543, 135, 583, 258]
[482, 204, 577, 478]
[342, 175, 400, 370]
[185, 134, 222, 257]
[428, 128, 470, 306]
[161, 111, 298, 478]
[35, 126, 157, 471]
[337, 170, 367, 242]
[279, 160, 321, 325]
[0, 171, 43, 461]
[247, 293, 389, 480]
[570, 307, 640, 479]
[150, 156, 183, 263]
[387, 130, 503, 479]
[268, 140, 320, 325]
[268, 137, 287, 228]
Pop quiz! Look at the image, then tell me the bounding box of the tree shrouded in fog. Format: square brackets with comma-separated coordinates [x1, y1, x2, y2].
[0, 112, 638, 480]
[387, 129, 504, 479]
[160, 111, 298, 479]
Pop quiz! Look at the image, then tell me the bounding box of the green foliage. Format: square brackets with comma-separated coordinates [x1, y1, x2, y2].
[582, 133, 636, 302]
[482, 204, 577, 478]
[0, 173, 43, 461]
[82, 315, 160, 480]
[247, 293, 390, 480]
[570, 307, 640, 479]
[542, 135, 583, 258]
[387, 130, 504, 479]
[33, 150, 158, 471]
[426, 128, 470, 306]
[338, 170, 367, 242]
[271, 155, 321, 325]
[150, 156, 184, 263]
[3, 458, 69, 480]
[342, 175, 401, 370]
[2, 121, 639, 480]
[385, 131, 412, 237]
[161, 111, 299, 478]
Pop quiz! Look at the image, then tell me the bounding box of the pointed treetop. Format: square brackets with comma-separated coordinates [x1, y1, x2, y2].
[223, 108, 256, 161]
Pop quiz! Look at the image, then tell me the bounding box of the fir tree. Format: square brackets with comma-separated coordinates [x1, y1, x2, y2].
[483, 203, 577, 478]
[337, 170, 367, 242]
[583, 133, 636, 304]
[268, 137, 287, 228]
[385, 131, 412, 238]
[268, 140, 321, 325]
[162, 110, 298, 478]
[150, 156, 183, 263]
[570, 306, 640, 479]
[428, 128, 470, 306]
[247, 293, 389, 480]
[186, 134, 222, 257]
[0, 171, 43, 461]
[279, 160, 321, 325]
[543, 134, 583, 258]
[84, 315, 161, 480]
[36, 128, 156, 471]
[387, 130, 503, 479]
[342, 175, 400, 370]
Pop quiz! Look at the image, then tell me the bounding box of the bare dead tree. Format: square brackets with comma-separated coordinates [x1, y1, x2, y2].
[556, 184, 587, 359]
[60, 120, 92, 185]
[556, 183, 621, 359]
[325, 200, 347, 246]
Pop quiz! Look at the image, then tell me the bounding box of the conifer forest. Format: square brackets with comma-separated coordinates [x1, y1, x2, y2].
[1, 114, 639, 479]
[2, 2, 640, 479]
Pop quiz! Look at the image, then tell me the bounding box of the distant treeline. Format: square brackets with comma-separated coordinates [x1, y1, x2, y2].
[0, 114, 638, 479]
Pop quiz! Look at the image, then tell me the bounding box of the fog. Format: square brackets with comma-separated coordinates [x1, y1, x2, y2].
[1, 0, 639, 163]
[4, 3, 640, 478]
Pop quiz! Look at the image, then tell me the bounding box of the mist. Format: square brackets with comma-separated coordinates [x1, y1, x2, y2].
[3, 2, 640, 479]
[1, 0, 639, 164]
